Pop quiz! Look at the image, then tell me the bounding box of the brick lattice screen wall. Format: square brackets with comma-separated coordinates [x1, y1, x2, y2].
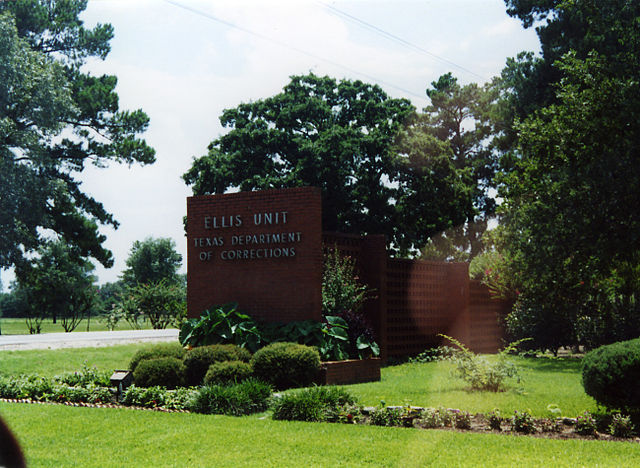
[322, 233, 510, 358]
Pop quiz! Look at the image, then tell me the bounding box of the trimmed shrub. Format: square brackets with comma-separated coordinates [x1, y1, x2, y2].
[582, 338, 640, 413]
[204, 360, 252, 385]
[183, 344, 251, 387]
[129, 342, 186, 372]
[270, 386, 357, 422]
[250, 342, 320, 390]
[133, 357, 185, 389]
[207, 343, 252, 363]
[189, 379, 272, 416]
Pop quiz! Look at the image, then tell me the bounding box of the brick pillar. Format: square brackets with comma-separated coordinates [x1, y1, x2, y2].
[360, 235, 388, 362]
[446, 263, 471, 347]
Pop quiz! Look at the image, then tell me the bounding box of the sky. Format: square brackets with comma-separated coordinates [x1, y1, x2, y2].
[3, 0, 542, 289]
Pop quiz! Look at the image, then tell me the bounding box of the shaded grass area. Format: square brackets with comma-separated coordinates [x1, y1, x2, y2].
[0, 317, 153, 335]
[2, 403, 638, 468]
[0, 344, 143, 376]
[345, 357, 596, 418]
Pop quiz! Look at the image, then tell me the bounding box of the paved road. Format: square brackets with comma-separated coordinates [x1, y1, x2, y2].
[0, 329, 179, 350]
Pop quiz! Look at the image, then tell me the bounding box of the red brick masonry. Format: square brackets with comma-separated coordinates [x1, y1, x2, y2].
[319, 358, 381, 385]
[187, 187, 322, 323]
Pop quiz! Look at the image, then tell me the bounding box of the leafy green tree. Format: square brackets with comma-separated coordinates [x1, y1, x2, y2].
[121, 237, 182, 287]
[184, 73, 418, 247]
[94, 280, 127, 314]
[0, 285, 29, 319]
[399, 73, 499, 260]
[392, 115, 473, 255]
[15, 239, 97, 333]
[129, 280, 186, 330]
[493, 0, 640, 351]
[0, 1, 154, 269]
[498, 0, 640, 152]
[501, 51, 640, 351]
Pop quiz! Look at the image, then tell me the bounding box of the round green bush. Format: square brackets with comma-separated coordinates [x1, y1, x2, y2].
[582, 338, 640, 412]
[250, 342, 320, 390]
[133, 357, 185, 389]
[183, 344, 251, 386]
[129, 342, 186, 372]
[204, 360, 253, 385]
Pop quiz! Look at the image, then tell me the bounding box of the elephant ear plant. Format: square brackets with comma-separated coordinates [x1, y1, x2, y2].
[179, 303, 261, 352]
[320, 315, 380, 361]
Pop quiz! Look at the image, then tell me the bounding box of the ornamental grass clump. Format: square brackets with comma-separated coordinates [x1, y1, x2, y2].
[271, 386, 357, 422]
[189, 379, 272, 416]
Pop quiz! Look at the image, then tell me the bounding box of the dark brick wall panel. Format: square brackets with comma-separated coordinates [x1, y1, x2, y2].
[319, 358, 381, 385]
[187, 187, 322, 323]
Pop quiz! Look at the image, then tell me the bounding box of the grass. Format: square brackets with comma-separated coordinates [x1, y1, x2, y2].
[0, 344, 143, 376]
[0, 317, 154, 335]
[347, 357, 596, 417]
[2, 403, 639, 467]
[0, 345, 637, 466]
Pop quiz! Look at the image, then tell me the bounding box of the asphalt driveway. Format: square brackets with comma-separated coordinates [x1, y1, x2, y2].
[0, 329, 179, 350]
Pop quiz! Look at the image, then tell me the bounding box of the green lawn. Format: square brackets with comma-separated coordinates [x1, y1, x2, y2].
[2, 403, 638, 467]
[1, 345, 638, 467]
[348, 357, 596, 418]
[0, 343, 142, 376]
[0, 317, 154, 335]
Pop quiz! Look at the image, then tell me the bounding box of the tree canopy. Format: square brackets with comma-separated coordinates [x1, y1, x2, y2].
[496, 0, 640, 351]
[405, 73, 499, 260]
[184, 73, 413, 243]
[14, 239, 96, 333]
[184, 73, 490, 254]
[121, 237, 183, 287]
[0, 1, 154, 269]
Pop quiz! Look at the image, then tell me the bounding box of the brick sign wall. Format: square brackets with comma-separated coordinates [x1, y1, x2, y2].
[186, 187, 322, 322]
